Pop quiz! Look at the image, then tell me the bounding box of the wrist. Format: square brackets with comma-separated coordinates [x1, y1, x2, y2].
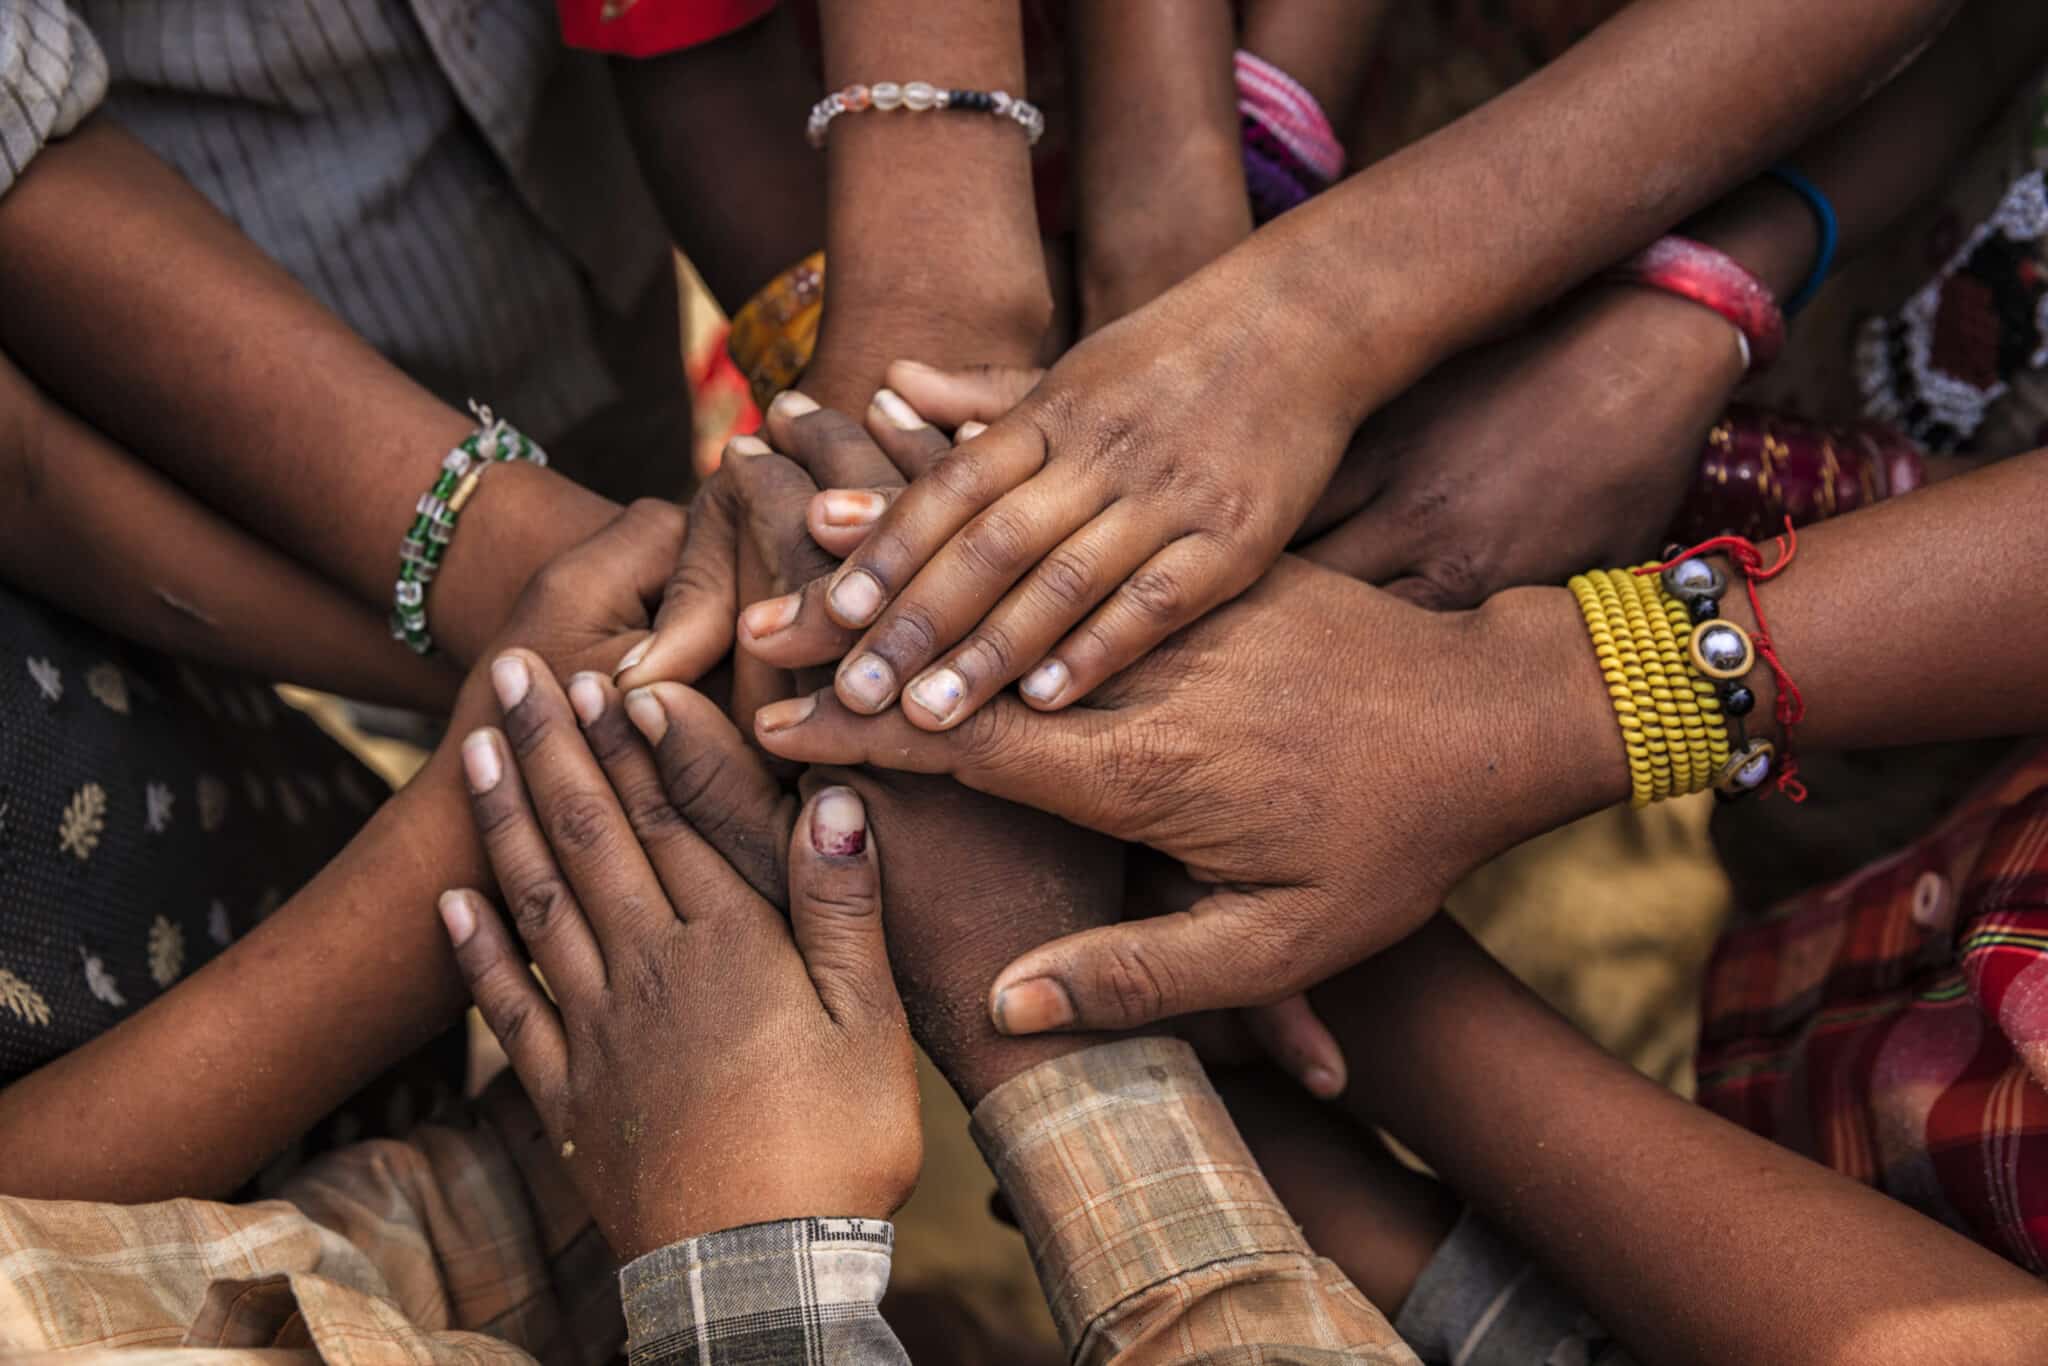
[425, 464, 615, 667]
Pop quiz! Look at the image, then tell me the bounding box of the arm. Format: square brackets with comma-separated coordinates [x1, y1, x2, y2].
[1310, 915, 2048, 1366]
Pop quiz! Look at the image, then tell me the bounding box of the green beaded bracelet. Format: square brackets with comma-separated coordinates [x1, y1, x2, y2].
[391, 401, 548, 655]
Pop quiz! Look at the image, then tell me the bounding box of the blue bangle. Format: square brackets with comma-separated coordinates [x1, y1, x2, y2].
[1765, 164, 1838, 315]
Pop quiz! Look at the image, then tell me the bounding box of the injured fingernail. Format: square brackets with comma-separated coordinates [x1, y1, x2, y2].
[490, 655, 530, 711]
[741, 593, 801, 640]
[820, 490, 887, 527]
[756, 694, 817, 734]
[871, 387, 927, 431]
[992, 978, 1075, 1035]
[438, 890, 477, 947]
[726, 433, 771, 459]
[613, 637, 651, 677]
[907, 667, 966, 724]
[568, 672, 605, 726]
[828, 569, 885, 626]
[810, 787, 868, 856]
[461, 730, 503, 794]
[838, 653, 896, 711]
[625, 687, 668, 744]
[1020, 659, 1069, 705]
[769, 390, 819, 422]
[956, 420, 988, 441]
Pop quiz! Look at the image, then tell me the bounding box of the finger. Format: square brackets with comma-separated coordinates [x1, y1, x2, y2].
[787, 784, 901, 1030]
[988, 888, 1317, 1034]
[1021, 533, 1243, 711]
[884, 359, 1042, 429]
[439, 888, 567, 1102]
[834, 470, 1098, 714]
[898, 508, 1155, 730]
[1243, 995, 1348, 1100]
[821, 420, 1047, 638]
[863, 387, 953, 480]
[490, 651, 677, 956]
[763, 391, 903, 489]
[723, 445, 839, 591]
[738, 574, 862, 668]
[1296, 502, 1421, 587]
[616, 481, 738, 689]
[460, 723, 606, 1001]
[809, 486, 899, 559]
[728, 520, 800, 749]
[624, 680, 797, 910]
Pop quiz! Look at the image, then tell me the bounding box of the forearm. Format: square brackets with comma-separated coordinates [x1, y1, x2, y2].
[1240, 0, 1960, 421]
[0, 378, 456, 710]
[612, 6, 825, 313]
[1313, 916, 2048, 1365]
[0, 121, 614, 666]
[1069, 0, 1247, 331]
[806, 0, 1049, 410]
[0, 722, 484, 1201]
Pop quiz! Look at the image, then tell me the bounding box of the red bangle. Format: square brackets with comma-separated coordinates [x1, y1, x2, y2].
[1610, 236, 1785, 373]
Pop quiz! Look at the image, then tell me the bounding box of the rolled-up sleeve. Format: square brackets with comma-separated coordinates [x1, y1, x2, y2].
[0, 0, 105, 198]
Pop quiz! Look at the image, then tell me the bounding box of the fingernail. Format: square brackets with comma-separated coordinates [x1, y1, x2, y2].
[892, 359, 939, 379]
[820, 490, 887, 527]
[757, 694, 817, 734]
[870, 387, 927, 431]
[613, 637, 651, 677]
[992, 978, 1075, 1034]
[625, 687, 668, 744]
[828, 569, 885, 626]
[838, 653, 896, 711]
[726, 433, 771, 459]
[810, 787, 868, 856]
[957, 420, 988, 441]
[769, 390, 819, 422]
[1020, 659, 1069, 705]
[1302, 1065, 1343, 1099]
[740, 592, 801, 640]
[461, 730, 502, 793]
[907, 667, 966, 724]
[438, 890, 477, 947]
[490, 655, 530, 711]
[567, 672, 605, 726]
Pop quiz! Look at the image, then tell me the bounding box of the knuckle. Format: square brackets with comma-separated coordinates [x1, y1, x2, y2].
[954, 619, 1019, 682]
[485, 991, 542, 1053]
[1093, 937, 1176, 1024]
[546, 791, 617, 856]
[953, 506, 1035, 580]
[470, 788, 528, 841]
[510, 874, 574, 941]
[874, 600, 942, 664]
[627, 945, 678, 1013]
[1030, 547, 1096, 614]
[500, 698, 551, 760]
[1408, 554, 1485, 610]
[1120, 565, 1187, 627]
[929, 449, 989, 507]
[628, 496, 686, 536]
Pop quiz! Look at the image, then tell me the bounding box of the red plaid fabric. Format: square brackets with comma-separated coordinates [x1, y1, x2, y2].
[1697, 740, 2048, 1273]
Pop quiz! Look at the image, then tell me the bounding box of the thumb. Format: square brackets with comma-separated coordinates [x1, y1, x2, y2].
[788, 784, 901, 1029]
[988, 887, 1317, 1034]
[884, 359, 1043, 428]
[616, 477, 739, 689]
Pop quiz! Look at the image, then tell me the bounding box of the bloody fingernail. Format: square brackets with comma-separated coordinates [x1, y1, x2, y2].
[438, 890, 477, 947]
[1020, 659, 1069, 705]
[992, 978, 1075, 1034]
[756, 694, 817, 734]
[828, 569, 884, 626]
[769, 391, 819, 422]
[741, 593, 801, 640]
[820, 490, 887, 527]
[907, 667, 966, 724]
[810, 787, 868, 856]
[567, 672, 605, 726]
[871, 387, 926, 431]
[625, 687, 668, 744]
[490, 655, 530, 711]
[461, 730, 502, 793]
[838, 653, 895, 711]
[613, 637, 651, 677]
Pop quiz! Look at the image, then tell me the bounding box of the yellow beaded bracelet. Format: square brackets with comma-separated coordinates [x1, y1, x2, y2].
[1568, 565, 1733, 807]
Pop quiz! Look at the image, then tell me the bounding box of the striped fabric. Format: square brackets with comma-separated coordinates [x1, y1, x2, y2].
[54, 0, 672, 445]
[0, 0, 106, 196]
[1697, 740, 2048, 1273]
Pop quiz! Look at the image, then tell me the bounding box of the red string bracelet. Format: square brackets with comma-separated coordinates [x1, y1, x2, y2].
[1640, 518, 1808, 801]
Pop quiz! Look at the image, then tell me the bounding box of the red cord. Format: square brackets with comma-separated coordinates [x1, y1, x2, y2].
[1638, 517, 1808, 801]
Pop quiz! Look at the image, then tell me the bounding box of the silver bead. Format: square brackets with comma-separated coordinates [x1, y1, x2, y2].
[990, 90, 1011, 113]
[934, 88, 951, 108]
[395, 580, 423, 608]
[441, 448, 470, 473]
[872, 82, 903, 110]
[903, 81, 936, 111]
[1696, 624, 1748, 672]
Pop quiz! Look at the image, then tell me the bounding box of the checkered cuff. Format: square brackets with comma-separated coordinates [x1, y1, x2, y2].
[619, 1216, 906, 1365]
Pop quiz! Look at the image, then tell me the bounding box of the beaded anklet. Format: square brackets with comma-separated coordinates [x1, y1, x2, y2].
[391, 402, 548, 656]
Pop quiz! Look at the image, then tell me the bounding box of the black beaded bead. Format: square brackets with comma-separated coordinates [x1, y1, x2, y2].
[1688, 596, 1719, 622]
[1722, 684, 1755, 717]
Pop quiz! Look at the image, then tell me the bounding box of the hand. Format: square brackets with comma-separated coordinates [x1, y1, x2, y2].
[750, 556, 1631, 1035]
[749, 260, 1361, 734]
[439, 652, 919, 1260]
[1296, 286, 1745, 605]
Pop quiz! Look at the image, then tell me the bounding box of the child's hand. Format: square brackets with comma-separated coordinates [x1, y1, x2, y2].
[440, 653, 919, 1260]
[774, 299, 1358, 731]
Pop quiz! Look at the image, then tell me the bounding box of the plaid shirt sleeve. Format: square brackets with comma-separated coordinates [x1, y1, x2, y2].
[971, 1037, 1421, 1365]
[620, 1216, 909, 1365]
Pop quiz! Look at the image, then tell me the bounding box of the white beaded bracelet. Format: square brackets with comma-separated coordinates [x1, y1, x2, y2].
[806, 81, 1045, 149]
